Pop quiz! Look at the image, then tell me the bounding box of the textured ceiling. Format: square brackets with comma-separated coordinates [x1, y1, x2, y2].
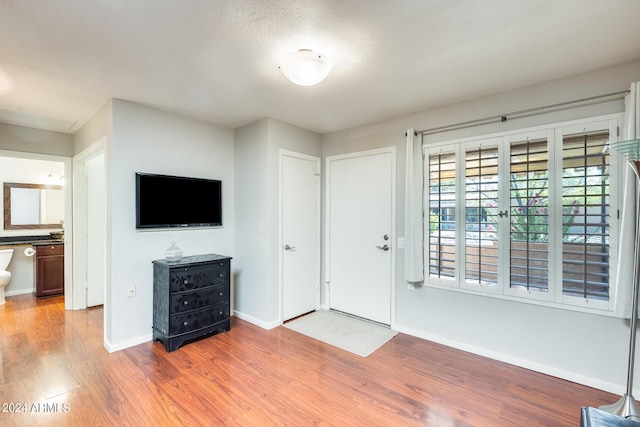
[0, 0, 639, 134]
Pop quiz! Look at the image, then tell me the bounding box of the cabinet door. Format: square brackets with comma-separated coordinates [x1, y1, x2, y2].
[35, 253, 64, 297]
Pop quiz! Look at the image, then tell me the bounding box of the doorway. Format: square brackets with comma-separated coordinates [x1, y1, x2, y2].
[326, 147, 396, 325]
[280, 150, 321, 322]
[0, 151, 72, 307]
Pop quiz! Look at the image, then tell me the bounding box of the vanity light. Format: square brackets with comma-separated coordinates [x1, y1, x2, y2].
[279, 49, 333, 87]
[47, 171, 64, 184]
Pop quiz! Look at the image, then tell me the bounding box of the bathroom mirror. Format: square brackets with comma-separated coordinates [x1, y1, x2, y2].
[3, 182, 64, 230]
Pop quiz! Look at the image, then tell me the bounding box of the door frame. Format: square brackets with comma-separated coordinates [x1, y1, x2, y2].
[279, 149, 321, 323]
[324, 146, 396, 327]
[72, 138, 106, 310]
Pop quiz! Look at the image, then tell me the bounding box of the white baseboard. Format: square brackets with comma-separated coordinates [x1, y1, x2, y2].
[104, 333, 153, 353]
[395, 324, 626, 396]
[5, 288, 34, 297]
[103, 312, 281, 352]
[233, 310, 281, 330]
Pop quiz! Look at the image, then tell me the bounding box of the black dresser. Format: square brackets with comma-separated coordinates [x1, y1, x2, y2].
[152, 254, 232, 352]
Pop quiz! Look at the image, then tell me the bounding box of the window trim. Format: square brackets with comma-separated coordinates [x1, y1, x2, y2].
[422, 114, 623, 316]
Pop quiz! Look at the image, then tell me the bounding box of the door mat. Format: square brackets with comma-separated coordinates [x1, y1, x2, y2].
[283, 310, 398, 357]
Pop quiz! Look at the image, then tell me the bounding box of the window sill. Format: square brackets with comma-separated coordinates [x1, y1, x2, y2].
[421, 280, 616, 318]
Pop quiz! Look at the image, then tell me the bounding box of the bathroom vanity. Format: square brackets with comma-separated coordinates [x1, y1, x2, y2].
[0, 236, 65, 299]
[33, 242, 64, 297]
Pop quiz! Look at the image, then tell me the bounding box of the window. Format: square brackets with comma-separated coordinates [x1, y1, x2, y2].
[423, 117, 620, 311]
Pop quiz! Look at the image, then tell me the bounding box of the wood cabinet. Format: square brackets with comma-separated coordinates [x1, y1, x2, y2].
[34, 243, 64, 298]
[152, 254, 232, 352]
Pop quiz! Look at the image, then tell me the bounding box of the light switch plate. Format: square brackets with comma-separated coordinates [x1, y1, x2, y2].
[398, 237, 406, 249]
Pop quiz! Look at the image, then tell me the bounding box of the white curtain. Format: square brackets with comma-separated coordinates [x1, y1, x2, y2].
[405, 128, 424, 284]
[614, 81, 640, 318]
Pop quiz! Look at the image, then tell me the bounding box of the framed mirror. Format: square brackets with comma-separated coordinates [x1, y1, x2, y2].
[3, 182, 64, 230]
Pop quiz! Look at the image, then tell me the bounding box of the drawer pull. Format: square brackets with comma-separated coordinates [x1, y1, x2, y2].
[218, 273, 223, 278]
[218, 291, 223, 296]
[183, 321, 189, 326]
[183, 301, 189, 305]
[184, 280, 188, 284]
[219, 311, 224, 316]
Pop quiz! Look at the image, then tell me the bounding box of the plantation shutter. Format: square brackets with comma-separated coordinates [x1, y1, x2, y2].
[509, 138, 550, 292]
[427, 152, 456, 279]
[561, 131, 610, 300]
[464, 146, 499, 286]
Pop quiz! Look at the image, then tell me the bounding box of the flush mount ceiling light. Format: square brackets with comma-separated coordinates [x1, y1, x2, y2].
[0, 67, 14, 95]
[279, 49, 332, 87]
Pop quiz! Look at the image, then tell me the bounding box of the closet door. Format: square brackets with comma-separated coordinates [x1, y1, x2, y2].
[281, 151, 321, 321]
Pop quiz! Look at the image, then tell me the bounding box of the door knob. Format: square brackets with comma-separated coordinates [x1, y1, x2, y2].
[376, 244, 390, 251]
[284, 244, 296, 251]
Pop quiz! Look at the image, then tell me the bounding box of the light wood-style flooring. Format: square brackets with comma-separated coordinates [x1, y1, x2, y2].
[0, 294, 617, 426]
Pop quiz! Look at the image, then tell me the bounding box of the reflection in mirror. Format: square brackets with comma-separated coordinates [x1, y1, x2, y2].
[3, 182, 64, 230]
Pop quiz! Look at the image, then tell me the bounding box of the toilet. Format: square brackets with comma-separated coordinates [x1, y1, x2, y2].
[0, 248, 14, 305]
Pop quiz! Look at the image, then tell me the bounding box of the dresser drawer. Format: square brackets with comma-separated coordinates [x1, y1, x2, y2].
[169, 262, 228, 292]
[170, 286, 229, 314]
[169, 303, 230, 335]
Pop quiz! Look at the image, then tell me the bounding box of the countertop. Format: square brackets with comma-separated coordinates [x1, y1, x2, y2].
[31, 240, 64, 246]
[0, 235, 64, 246]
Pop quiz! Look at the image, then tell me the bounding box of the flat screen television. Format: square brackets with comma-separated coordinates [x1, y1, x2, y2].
[136, 172, 222, 229]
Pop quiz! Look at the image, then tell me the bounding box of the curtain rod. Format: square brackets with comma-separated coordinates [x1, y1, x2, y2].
[415, 89, 630, 136]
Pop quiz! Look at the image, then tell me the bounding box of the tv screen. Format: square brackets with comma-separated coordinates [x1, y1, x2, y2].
[136, 173, 222, 229]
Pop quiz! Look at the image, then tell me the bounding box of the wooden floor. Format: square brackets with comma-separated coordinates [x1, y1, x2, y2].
[0, 295, 618, 426]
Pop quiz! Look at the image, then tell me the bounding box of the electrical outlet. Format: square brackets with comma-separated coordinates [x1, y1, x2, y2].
[127, 285, 136, 297]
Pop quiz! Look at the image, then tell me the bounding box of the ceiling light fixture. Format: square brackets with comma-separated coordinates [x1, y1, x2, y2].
[279, 49, 332, 87]
[0, 68, 14, 95]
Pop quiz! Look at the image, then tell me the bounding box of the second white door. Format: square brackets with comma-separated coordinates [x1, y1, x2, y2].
[327, 148, 394, 325]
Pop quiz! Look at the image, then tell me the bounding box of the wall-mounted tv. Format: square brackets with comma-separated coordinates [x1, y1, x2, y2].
[136, 172, 222, 229]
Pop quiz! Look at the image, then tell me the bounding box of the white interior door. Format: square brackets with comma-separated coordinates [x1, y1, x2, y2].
[328, 149, 394, 325]
[86, 153, 105, 307]
[281, 151, 320, 321]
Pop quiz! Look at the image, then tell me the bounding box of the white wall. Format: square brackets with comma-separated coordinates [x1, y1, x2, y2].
[322, 59, 640, 394]
[105, 99, 235, 351]
[74, 100, 113, 156]
[0, 243, 35, 296]
[234, 118, 321, 327]
[234, 120, 270, 325]
[73, 101, 112, 316]
[0, 122, 73, 157]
